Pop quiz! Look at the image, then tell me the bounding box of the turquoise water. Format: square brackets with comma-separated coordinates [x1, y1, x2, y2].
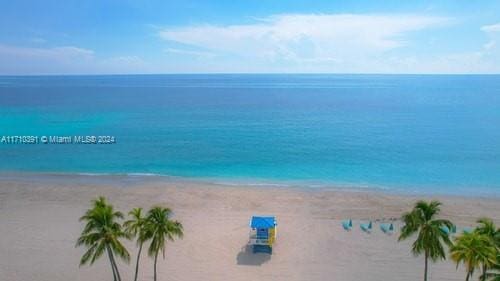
[0, 74, 499, 195]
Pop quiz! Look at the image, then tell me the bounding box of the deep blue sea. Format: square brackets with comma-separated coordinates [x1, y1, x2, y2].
[0, 74, 499, 195]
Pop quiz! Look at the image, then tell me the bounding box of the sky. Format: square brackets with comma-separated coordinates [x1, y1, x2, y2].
[0, 0, 499, 74]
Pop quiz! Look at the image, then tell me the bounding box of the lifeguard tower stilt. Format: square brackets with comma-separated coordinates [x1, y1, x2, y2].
[248, 216, 277, 254]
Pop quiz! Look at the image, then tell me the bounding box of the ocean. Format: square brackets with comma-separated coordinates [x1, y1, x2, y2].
[0, 74, 499, 195]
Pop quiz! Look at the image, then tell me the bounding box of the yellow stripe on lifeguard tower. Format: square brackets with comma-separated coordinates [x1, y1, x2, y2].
[249, 216, 277, 254]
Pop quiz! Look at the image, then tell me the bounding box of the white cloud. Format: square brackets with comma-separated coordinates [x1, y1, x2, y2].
[0, 44, 94, 60]
[480, 22, 500, 59]
[0, 44, 152, 75]
[153, 15, 500, 73]
[99, 56, 149, 73]
[159, 14, 449, 63]
[164, 48, 216, 58]
[484, 41, 495, 50]
[481, 23, 500, 33]
[0, 44, 96, 74]
[2, 16, 499, 74]
[102, 55, 145, 65]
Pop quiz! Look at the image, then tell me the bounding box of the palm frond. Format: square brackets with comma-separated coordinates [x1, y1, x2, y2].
[145, 206, 183, 259]
[76, 197, 130, 268]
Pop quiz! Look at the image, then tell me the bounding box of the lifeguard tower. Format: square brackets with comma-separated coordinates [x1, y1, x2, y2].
[249, 216, 277, 254]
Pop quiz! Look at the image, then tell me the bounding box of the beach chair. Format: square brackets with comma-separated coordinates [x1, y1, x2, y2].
[360, 221, 372, 233]
[451, 225, 457, 234]
[440, 225, 457, 235]
[380, 223, 394, 234]
[440, 226, 450, 234]
[342, 219, 352, 231]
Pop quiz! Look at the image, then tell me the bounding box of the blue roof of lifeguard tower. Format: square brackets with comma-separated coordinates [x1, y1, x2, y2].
[250, 216, 276, 228]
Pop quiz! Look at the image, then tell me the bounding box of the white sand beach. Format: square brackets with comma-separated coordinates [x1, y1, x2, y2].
[0, 174, 499, 281]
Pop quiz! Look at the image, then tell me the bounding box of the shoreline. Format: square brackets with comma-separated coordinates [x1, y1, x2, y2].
[0, 170, 499, 199]
[1, 173, 499, 281]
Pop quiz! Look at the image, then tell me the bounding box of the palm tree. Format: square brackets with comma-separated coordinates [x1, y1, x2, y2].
[476, 218, 500, 244]
[124, 208, 149, 281]
[398, 200, 454, 281]
[484, 254, 500, 281]
[76, 197, 130, 281]
[450, 231, 497, 281]
[475, 218, 500, 280]
[145, 206, 184, 281]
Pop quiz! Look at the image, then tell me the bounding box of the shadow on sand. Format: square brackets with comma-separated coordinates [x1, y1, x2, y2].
[236, 245, 271, 266]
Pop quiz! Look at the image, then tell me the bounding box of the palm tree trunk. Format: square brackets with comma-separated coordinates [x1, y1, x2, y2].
[154, 251, 159, 281]
[481, 265, 486, 281]
[108, 246, 122, 281]
[107, 247, 117, 281]
[424, 252, 429, 281]
[112, 254, 122, 281]
[133, 242, 143, 281]
[465, 271, 471, 281]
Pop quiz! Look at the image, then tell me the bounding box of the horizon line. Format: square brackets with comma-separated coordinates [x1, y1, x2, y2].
[1, 72, 500, 77]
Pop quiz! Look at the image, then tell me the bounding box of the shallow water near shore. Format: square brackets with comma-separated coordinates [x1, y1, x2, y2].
[1, 74, 500, 195]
